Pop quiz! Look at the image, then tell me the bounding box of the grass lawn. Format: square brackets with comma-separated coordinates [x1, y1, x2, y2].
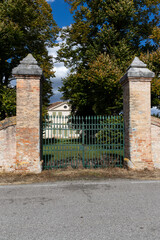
[43, 142, 124, 169]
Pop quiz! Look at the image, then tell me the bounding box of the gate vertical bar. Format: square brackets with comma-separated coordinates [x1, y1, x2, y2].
[82, 118, 85, 167]
[123, 115, 125, 166]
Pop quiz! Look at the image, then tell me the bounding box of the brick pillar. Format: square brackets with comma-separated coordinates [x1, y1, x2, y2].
[120, 57, 155, 169]
[12, 54, 42, 173]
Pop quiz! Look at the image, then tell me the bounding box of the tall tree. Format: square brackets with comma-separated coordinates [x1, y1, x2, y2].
[140, 49, 160, 109]
[61, 54, 123, 115]
[0, 0, 59, 120]
[58, 0, 160, 115]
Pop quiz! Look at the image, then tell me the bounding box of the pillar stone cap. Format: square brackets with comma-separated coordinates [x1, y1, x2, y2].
[120, 57, 155, 84]
[12, 54, 42, 76]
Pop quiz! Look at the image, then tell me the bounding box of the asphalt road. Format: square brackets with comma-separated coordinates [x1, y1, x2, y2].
[0, 180, 160, 240]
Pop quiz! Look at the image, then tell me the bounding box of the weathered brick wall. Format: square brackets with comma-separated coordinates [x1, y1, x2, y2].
[122, 80, 130, 162]
[120, 57, 155, 170]
[123, 80, 153, 169]
[16, 76, 42, 173]
[0, 117, 16, 172]
[129, 80, 153, 169]
[151, 116, 160, 168]
[12, 54, 42, 173]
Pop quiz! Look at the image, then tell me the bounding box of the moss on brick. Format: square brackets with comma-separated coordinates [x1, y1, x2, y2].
[0, 117, 16, 130]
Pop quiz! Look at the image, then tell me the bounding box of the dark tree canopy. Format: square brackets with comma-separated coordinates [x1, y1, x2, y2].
[61, 54, 123, 115]
[0, 0, 59, 120]
[57, 0, 160, 115]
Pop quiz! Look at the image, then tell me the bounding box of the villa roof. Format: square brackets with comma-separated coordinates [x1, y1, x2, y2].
[48, 101, 69, 110]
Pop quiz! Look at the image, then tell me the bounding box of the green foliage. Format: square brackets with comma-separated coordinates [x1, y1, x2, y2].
[60, 54, 124, 115]
[58, 0, 160, 115]
[96, 116, 124, 147]
[0, 85, 16, 119]
[140, 50, 160, 109]
[0, 0, 59, 120]
[58, 0, 160, 69]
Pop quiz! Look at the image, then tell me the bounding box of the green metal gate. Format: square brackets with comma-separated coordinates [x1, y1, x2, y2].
[43, 115, 124, 169]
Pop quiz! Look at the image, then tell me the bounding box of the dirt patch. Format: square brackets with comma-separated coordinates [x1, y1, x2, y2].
[0, 168, 160, 185]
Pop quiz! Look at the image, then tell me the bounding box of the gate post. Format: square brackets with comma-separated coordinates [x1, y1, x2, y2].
[120, 57, 155, 169]
[12, 54, 42, 173]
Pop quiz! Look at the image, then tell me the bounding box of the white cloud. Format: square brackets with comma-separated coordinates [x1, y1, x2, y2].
[54, 63, 69, 79]
[50, 61, 69, 101]
[46, 0, 55, 2]
[47, 34, 70, 102]
[48, 46, 58, 58]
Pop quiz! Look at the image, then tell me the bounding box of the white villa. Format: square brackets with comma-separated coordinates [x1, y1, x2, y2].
[48, 101, 71, 118]
[44, 102, 79, 139]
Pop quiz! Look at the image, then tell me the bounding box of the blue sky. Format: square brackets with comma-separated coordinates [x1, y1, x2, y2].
[49, 0, 73, 28]
[46, 0, 73, 103]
